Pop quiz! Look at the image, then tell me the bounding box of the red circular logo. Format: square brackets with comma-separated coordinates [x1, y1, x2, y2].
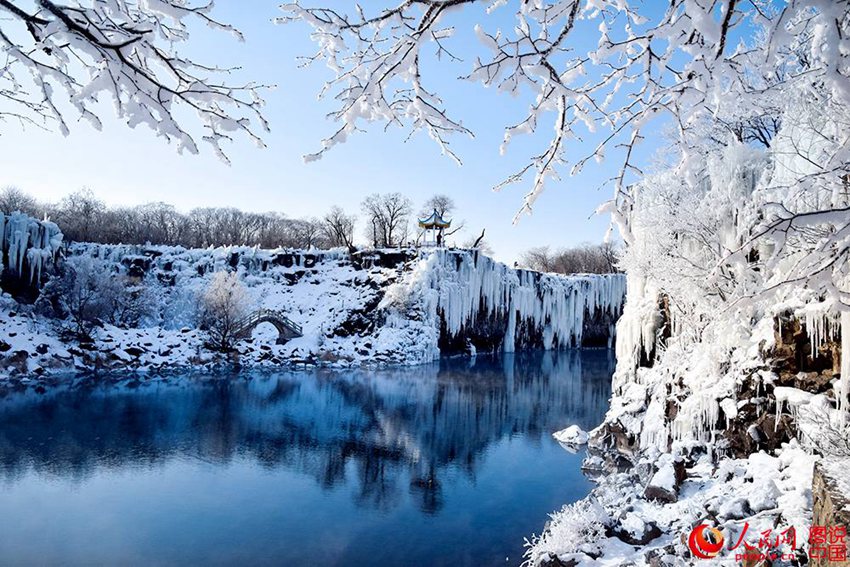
[688, 524, 725, 559]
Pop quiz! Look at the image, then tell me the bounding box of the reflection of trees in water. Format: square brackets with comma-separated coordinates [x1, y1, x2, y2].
[0, 351, 612, 512]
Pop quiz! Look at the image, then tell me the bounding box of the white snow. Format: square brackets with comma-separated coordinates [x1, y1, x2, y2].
[648, 460, 676, 493]
[553, 425, 589, 445]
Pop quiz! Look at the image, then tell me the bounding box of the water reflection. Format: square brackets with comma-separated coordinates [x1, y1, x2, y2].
[0, 351, 613, 566]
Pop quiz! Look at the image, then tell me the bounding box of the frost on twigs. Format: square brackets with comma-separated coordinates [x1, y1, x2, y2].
[523, 498, 608, 564]
[0, 0, 269, 162]
[278, 2, 474, 166]
[280, 1, 821, 225]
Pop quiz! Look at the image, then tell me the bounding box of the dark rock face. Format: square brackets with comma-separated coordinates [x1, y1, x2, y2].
[723, 310, 842, 460]
[437, 308, 512, 354]
[334, 295, 383, 338]
[609, 520, 663, 545]
[773, 314, 840, 377]
[539, 554, 579, 567]
[644, 545, 679, 567]
[121, 256, 151, 279]
[124, 347, 145, 358]
[352, 249, 418, 270]
[644, 484, 677, 503]
[437, 305, 622, 356]
[582, 311, 619, 348]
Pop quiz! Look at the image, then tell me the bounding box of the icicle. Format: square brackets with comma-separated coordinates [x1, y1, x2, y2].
[0, 214, 6, 264]
[388, 249, 626, 353]
[0, 212, 63, 286]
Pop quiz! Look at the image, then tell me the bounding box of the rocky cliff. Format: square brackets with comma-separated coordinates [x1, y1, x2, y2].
[0, 240, 625, 377]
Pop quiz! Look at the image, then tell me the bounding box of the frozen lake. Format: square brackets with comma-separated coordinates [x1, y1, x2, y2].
[0, 351, 613, 566]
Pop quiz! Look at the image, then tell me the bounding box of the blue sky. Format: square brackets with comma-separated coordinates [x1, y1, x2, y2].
[0, 2, 663, 262]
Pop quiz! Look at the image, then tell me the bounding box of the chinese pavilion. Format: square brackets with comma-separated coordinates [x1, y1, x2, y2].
[418, 209, 452, 247]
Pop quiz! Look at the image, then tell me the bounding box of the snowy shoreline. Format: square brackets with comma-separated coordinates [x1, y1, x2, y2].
[0, 234, 625, 381]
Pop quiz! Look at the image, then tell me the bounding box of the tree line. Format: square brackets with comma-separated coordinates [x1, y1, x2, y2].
[0, 186, 476, 251]
[519, 243, 620, 275]
[3, 186, 619, 271]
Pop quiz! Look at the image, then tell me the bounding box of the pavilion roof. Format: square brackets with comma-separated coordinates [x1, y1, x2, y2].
[418, 209, 452, 229]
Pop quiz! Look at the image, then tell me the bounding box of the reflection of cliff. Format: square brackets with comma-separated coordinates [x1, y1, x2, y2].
[0, 351, 612, 512]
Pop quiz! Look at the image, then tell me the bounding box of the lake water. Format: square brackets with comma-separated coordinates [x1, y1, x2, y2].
[0, 351, 613, 567]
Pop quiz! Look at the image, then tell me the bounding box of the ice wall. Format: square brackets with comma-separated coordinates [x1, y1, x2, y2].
[0, 212, 63, 287]
[386, 249, 626, 353]
[63, 243, 625, 362]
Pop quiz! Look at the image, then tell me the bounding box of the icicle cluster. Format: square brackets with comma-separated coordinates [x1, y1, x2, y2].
[0, 212, 63, 286]
[801, 308, 842, 359]
[397, 249, 626, 352]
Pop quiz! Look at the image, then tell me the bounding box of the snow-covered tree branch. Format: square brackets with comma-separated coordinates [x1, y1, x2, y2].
[282, 0, 850, 328]
[0, 0, 269, 162]
[281, 1, 846, 220]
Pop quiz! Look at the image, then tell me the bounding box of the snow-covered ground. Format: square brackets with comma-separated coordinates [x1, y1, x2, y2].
[528, 443, 815, 566]
[0, 241, 625, 379]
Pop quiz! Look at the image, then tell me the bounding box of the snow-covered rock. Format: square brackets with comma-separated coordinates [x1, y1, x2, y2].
[644, 458, 679, 503]
[553, 425, 589, 445]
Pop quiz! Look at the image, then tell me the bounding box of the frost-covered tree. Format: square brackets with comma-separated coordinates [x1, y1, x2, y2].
[57, 255, 121, 339]
[282, 4, 850, 320]
[321, 206, 356, 249]
[0, 0, 268, 161]
[281, 1, 849, 228]
[0, 186, 38, 216]
[362, 192, 412, 248]
[199, 271, 251, 351]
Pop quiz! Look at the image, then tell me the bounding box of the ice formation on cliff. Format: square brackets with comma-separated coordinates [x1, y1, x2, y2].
[0, 212, 63, 286]
[382, 249, 626, 355]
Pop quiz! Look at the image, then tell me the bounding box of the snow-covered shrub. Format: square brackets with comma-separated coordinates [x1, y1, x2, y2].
[57, 255, 123, 339]
[104, 279, 160, 329]
[523, 498, 609, 565]
[797, 403, 850, 458]
[199, 271, 252, 351]
[161, 279, 201, 330]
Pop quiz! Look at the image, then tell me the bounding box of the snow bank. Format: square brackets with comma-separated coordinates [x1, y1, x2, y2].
[527, 443, 815, 566]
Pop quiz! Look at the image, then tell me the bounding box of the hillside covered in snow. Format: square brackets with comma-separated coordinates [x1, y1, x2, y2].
[0, 234, 625, 378]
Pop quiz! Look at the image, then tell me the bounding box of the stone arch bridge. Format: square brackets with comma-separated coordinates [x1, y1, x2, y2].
[234, 309, 303, 345]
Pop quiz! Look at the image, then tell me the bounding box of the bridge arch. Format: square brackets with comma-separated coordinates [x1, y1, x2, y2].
[235, 309, 303, 345]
